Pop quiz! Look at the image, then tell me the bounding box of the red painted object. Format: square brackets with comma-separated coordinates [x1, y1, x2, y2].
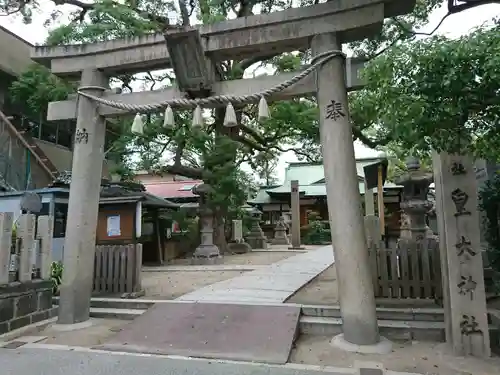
[142, 180, 203, 199]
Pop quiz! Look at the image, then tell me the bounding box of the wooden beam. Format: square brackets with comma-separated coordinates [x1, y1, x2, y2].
[377, 165, 385, 236]
[47, 58, 366, 121]
[31, 0, 415, 76]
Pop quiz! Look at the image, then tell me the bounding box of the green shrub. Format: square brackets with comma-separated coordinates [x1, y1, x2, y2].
[51, 261, 63, 295]
[301, 211, 331, 245]
[479, 174, 500, 291]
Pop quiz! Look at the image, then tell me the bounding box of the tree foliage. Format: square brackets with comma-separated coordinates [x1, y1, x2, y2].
[352, 22, 500, 160]
[9, 64, 73, 120]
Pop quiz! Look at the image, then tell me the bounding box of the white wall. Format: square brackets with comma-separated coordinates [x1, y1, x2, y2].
[0, 196, 21, 221]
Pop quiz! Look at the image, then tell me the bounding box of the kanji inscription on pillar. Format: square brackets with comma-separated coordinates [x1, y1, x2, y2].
[75, 128, 89, 144]
[455, 235, 477, 259]
[457, 275, 477, 300]
[325, 100, 345, 121]
[460, 315, 483, 336]
[451, 188, 471, 217]
[450, 161, 467, 175]
[432, 152, 490, 357]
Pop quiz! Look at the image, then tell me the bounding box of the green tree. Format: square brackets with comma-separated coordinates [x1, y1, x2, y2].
[351, 23, 500, 160]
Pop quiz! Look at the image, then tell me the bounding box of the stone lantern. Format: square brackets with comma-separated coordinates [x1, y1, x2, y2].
[245, 208, 268, 249]
[192, 184, 221, 264]
[395, 157, 434, 240]
[272, 216, 290, 245]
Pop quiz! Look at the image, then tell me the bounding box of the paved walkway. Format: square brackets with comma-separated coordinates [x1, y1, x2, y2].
[143, 264, 266, 272]
[177, 245, 334, 303]
[0, 346, 423, 375]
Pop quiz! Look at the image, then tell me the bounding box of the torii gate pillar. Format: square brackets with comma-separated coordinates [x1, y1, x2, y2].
[312, 33, 389, 353]
[57, 69, 108, 326]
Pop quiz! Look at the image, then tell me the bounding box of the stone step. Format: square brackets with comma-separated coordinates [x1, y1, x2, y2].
[49, 304, 146, 320]
[89, 307, 145, 320]
[299, 316, 445, 341]
[299, 316, 499, 342]
[53, 297, 156, 311]
[301, 304, 444, 322]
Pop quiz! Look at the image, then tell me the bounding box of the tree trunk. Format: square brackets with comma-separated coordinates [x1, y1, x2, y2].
[213, 211, 228, 254]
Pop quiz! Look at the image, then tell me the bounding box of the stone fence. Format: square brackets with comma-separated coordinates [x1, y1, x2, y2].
[0, 212, 56, 335]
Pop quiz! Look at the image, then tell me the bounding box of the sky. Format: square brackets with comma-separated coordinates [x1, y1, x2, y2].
[0, 1, 499, 182]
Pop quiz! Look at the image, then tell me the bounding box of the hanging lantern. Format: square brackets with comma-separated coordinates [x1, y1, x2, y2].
[192, 105, 204, 128]
[131, 113, 144, 135]
[258, 96, 270, 122]
[223, 102, 238, 127]
[163, 105, 175, 129]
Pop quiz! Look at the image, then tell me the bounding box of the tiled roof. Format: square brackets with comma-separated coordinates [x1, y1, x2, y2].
[142, 180, 203, 199]
[249, 159, 402, 205]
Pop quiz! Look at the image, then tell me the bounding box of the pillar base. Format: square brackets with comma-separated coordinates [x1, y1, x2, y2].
[247, 237, 268, 250]
[52, 319, 93, 332]
[191, 254, 222, 265]
[330, 334, 392, 354]
[193, 243, 220, 258]
[228, 241, 251, 254]
[271, 237, 290, 246]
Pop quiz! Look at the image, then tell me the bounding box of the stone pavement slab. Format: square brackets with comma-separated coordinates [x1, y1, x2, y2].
[0, 346, 425, 375]
[143, 264, 266, 272]
[177, 245, 334, 303]
[96, 302, 301, 364]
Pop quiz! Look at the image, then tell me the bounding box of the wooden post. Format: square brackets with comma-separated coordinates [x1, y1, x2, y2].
[37, 215, 53, 279]
[377, 165, 385, 236]
[364, 179, 375, 216]
[154, 210, 163, 264]
[134, 243, 143, 292]
[0, 212, 13, 284]
[289, 180, 303, 249]
[18, 213, 36, 282]
[364, 215, 383, 297]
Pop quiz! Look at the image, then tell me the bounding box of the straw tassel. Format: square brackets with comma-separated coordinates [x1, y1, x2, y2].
[223, 102, 238, 127]
[163, 105, 175, 129]
[192, 105, 203, 128]
[258, 96, 269, 122]
[131, 113, 144, 135]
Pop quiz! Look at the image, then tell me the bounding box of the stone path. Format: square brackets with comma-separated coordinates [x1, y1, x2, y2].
[143, 265, 266, 272]
[177, 245, 334, 303]
[0, 346, 423, 375]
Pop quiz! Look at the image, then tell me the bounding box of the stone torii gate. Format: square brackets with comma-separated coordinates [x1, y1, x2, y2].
[32, 0, 415, 352]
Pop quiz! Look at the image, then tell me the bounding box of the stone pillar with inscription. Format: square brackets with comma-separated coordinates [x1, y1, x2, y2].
[312, 33, 385, 352]
[0, 212, 13, 285]
[433, 152, 490, 357]
[289, 180, 303, 249]
[228, 219, 251, 254]
[58, 69, 108, 326]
